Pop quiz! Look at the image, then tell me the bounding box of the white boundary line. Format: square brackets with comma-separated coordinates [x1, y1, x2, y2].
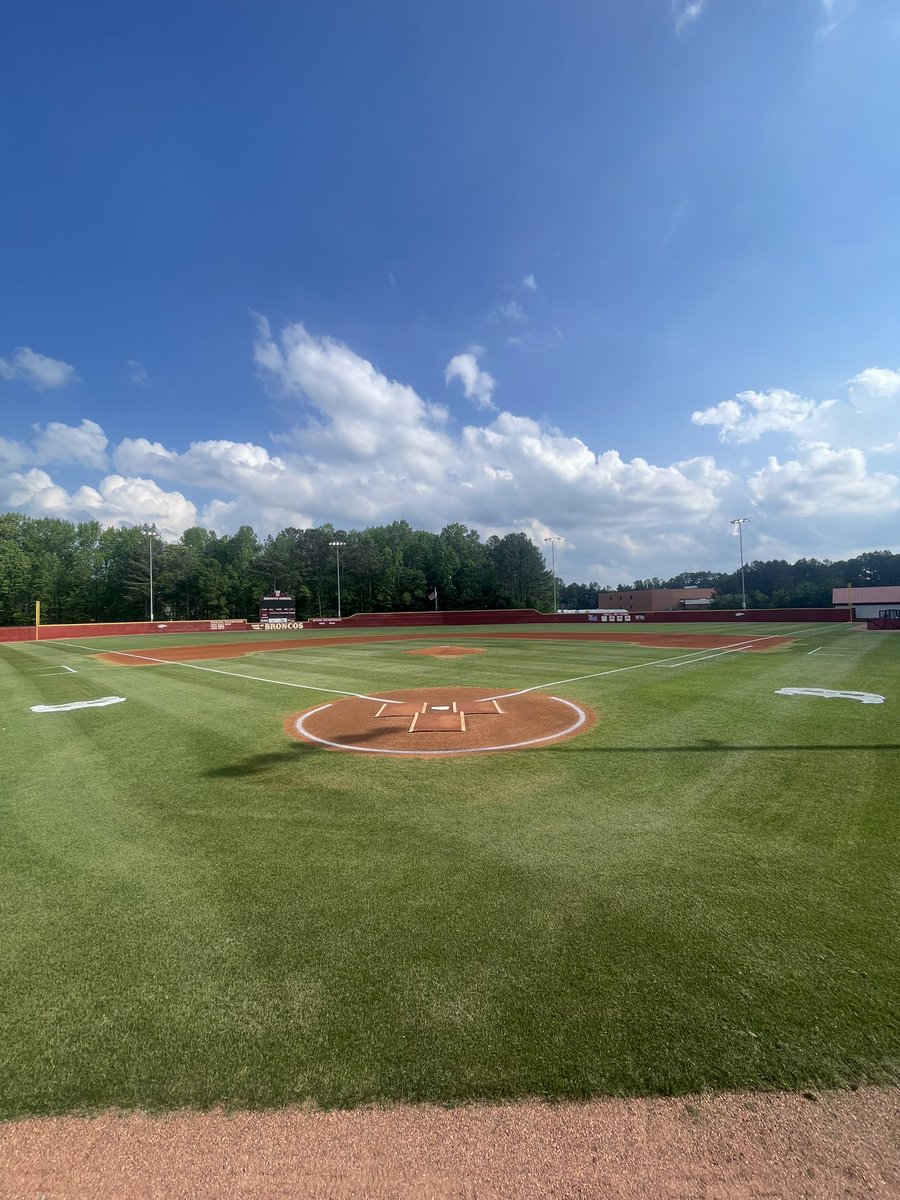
[31, 696, 126, 713]
[47, 642, 404, 704]
[43, 623, 854, 712]
[478, 629, 814, 701]
[292, 696, 587, 756]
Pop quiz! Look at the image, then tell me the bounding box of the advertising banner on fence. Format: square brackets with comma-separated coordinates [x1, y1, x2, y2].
[250, 622, 305, 631]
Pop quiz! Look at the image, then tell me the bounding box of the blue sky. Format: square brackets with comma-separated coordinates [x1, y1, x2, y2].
[2, 0, 899, 584]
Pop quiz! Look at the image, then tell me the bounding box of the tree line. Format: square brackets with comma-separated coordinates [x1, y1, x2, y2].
[1, 511, 896, 625]
[557, 549, 900, 611]
[0, 514, 554, 625]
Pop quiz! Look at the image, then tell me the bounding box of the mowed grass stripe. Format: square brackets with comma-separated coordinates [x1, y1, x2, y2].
[1, 624, 897, 1115]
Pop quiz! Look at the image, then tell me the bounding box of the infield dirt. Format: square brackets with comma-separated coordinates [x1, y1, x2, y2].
[2, 1087, 897, 1199]
[97, 629, 793, 667]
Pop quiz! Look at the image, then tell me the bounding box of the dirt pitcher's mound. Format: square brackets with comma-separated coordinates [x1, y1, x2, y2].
[286, 687, 595, 757]
[404, 645, 485, 657]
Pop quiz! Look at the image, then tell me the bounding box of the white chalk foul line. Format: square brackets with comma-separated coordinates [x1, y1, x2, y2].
[478, 625, 846, 701]
[52, 642, 402, 705]
[664, 643, 770, 668]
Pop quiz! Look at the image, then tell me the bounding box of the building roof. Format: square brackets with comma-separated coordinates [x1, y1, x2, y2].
[832, 586, 900, 604]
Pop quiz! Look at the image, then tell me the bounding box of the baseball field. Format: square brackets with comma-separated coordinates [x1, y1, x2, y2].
[1, 620, 897, 1119]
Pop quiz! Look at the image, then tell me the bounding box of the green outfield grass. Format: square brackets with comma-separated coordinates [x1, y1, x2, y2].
[1, 621, 897, 1118]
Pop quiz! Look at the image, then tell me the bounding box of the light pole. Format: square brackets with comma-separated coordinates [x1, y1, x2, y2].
[144, 530, 155, 623]
[730, 517, 750, 610]
[329, 541, 346, 618]
[544, 536, 561, 613]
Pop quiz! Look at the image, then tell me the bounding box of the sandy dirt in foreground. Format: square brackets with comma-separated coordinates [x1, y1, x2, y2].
[1, 1087, 898, 1200]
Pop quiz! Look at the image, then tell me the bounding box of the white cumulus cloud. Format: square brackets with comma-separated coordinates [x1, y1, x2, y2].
[691, 388, 837, 443]
[89, 319, 736, 575]
[0, 467, 197, 539]
[33, 419, 109, 469]
[0, 347, 77, 390]
[12, 322, 898, 580]
[0, 420, 109, 471]
[849, 367, 900, 399]
[254, 317, 456, 483]
[748, 443, 900, 517]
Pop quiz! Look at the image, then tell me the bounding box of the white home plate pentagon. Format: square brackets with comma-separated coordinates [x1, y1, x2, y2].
[285, 687, 596, 757]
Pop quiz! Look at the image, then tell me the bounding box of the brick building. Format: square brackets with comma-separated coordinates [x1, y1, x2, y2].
[596, 587, 716, 613]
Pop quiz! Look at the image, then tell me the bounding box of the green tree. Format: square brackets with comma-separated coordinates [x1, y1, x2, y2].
[487, 533, 553, 609]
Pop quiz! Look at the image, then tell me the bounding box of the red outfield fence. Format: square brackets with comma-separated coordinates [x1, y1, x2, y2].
[308, 607, 851, 629]
[0, 619, 251, 643]
[0, 607, 856, 643]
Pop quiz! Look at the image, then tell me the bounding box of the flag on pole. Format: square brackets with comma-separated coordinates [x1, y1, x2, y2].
[427, 587, 437, 602]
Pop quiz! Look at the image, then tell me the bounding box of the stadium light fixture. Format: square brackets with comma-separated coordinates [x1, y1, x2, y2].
[544, 536, 562, 613]
[329, 541, 347, 618]
[730, 518, 750, 609]
[144, 530, 154, 623]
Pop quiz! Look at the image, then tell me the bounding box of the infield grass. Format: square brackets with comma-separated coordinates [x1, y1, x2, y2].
[1, 621, 897, 1117]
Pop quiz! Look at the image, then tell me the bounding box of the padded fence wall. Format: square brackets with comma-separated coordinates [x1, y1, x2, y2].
[636, 608, 848, 623]
[0, 607, 852, 642]
[307, 607, 849, 628]
[0, 619, 252, 643]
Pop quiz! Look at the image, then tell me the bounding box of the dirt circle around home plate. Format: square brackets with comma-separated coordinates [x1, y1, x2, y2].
[285, 686, 596, 757]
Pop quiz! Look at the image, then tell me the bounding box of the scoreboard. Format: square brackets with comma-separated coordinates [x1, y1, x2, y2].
[258, 592, 296, 624]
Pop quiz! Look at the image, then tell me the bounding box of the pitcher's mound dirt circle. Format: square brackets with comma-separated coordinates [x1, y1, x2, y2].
[404, 645, 485, 657]
[286, 687, 596, 757]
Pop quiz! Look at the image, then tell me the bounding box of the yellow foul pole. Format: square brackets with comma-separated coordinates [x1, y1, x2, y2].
[35, 600, 41, 640]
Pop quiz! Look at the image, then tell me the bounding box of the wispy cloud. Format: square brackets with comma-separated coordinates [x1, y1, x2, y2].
[127, 360, 149, 385]
[672, 0, 707, 35]
[522, 273, 538, 292]
[659, 195, 689, 253]
[0, 347, 77, 390]
[816, 0, 853, 38]
[489, 300, 527, 323]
